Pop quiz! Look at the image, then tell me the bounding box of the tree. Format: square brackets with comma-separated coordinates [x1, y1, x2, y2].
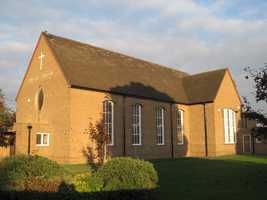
[0, 89, 15, 133]
[83, 118, 111, 165]
[0, 89, 5, 111]
[244, 64, 267, 103]
[242, 97, 267, 138]
[244, 64, 267, 138]
[0, 89, 15, 146]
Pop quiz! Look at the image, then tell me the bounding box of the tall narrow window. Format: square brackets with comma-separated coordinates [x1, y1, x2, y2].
[103, 100, 114, 145]
[156, 107, 165, 145]
[132, 104, 142, 145]
[223, 108, 236, 144]
[241, 113, 247, 128]
[177, 109, 184, 145]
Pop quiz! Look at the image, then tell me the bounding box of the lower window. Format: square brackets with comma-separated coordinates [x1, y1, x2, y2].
[255, 136, 263, 144]
[36, 133, 50, 146]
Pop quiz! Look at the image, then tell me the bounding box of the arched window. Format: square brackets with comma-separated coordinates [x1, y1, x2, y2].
[132, 104, 142, 145]
[177, 109, 184, 145]
[223, 108, 236, 144]
[156, 107, 165, 145]
[103, 100, 114, 145]
[36, 88, 44, 111]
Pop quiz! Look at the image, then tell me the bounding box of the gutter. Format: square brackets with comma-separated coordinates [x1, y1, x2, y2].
[170, 103, 174, 159]
[122, 95, 126, 156]
[203, 103, 208, 157]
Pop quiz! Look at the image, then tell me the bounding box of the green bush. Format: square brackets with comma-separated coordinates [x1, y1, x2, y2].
[0, 155, 65, 191]
[70, 173, 103, 192]
[96, 157, 158, 190]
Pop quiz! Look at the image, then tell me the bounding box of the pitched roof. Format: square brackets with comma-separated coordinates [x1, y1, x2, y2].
[183, 69, 227, 104]
[43, 32, 227, 104]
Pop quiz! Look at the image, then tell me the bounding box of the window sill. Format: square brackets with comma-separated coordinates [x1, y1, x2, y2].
[36, 144, 49, 147]
[224, 143, 235, 145]
[132, 144, 142, 146]
[156, 144, 165, 146]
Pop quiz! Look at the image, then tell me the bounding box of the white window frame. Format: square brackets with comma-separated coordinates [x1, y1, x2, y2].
[255, 136, 263, 144]
[177, 109, 184, 145]
[36, 133, 50, 147]
[103, 100, 114, 146]
[156, 107, 165, 145]
[132, 104, 142, 146]
[223, 108, 236, 144]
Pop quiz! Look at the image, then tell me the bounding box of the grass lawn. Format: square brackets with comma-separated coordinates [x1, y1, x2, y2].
[63, 155, 267, 200]
[153, 155, 267, 200]
[63, 163, 93, 174]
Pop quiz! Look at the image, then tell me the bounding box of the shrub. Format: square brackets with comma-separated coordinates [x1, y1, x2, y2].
[96, 157, 158, 191]
[70, 173, 103, 192]
[0, 155, 65, 191]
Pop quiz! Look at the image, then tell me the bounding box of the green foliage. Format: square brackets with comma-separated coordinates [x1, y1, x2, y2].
[0, 89, 15, 136]
[245, 65, 267, 103]
[70, 173, 103, 192]
[97, 157, 158, 190]
[63, 164, 94, 175]
[242, 97, 267, 137]
[22, 177, 63, 192]
[0, 110, 15, 133]
[0, 156, 158, 199]
[84, 118, 110, 165]
[0, 155, 65, 191]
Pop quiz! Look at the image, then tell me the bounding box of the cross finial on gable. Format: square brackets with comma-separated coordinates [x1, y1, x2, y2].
[38, 51, 45, 70]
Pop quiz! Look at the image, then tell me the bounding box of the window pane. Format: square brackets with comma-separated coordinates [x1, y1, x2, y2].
[224, 109, 236, 144]
[177, 110, 184, 144]
[36, 134, 42, 145]
[103, 101, 114, 145]
[233, 111, 236, 142]
[223, 109, 229, 143]
[43, 134, 48, 145]
[156, 107, 164, 145]
[132, 104, 141, 145]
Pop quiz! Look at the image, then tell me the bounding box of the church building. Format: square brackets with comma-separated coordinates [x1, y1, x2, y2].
[14, 32, 242, 164]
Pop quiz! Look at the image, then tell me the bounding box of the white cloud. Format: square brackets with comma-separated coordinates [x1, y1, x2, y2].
[177, 16, 267, 33]
[0, 42, 31, 53]
[110, 0, 210, 16]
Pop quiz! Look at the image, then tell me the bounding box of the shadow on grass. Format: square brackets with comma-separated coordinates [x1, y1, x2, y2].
[0, 188, 158, 200]
[152, 156, 267, 200]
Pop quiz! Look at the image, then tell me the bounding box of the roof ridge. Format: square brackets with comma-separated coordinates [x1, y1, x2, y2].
[43, 31, 189, 77]
[185, 68, 228, 78]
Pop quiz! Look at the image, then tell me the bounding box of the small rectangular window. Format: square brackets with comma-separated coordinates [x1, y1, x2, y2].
[36, 133, 50, 146]
[256, 136, 263, 144]
[241, 114, 248, 128]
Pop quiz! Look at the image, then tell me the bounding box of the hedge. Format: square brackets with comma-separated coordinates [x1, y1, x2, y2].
[97, 157, 159, 191]
[0, 156, 159, 200]
[0, 155, 65, 191]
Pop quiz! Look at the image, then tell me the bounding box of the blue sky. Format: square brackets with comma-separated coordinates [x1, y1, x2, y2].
[0, 0, 267, 112]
